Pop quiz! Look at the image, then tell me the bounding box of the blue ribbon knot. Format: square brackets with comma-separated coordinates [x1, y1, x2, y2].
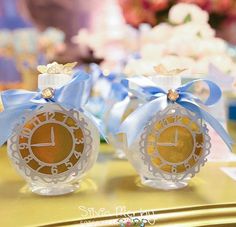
[119, 77, 233, 149]
[0, 70, 104, 146]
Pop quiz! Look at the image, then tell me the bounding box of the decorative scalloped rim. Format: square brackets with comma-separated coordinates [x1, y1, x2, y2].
[8, 103, 93, 184]
[139, 104, 211, 182]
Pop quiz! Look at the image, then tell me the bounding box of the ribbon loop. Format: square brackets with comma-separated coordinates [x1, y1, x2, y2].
[178, 79, 222, 106]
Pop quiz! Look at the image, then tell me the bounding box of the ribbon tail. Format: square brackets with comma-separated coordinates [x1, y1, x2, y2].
[119, 95, 168, 147]
[55, 71, 90, 108]
[179, 100, 234, 150]
[106, 96, 130, 135]
[82, 108, 108, 142]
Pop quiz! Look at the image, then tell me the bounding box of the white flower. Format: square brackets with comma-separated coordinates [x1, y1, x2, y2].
[140, 44, 166, 60]
[124, 56, 195, 77]
[159, 55, 194, 75]
[172, 22, 215, 39]
[196, 38, 227, 57]
[139, 22, 218, 59]
[124, 59, 158, 77]
[195, 55, 234, 74]
[166, 36, 200, 57]
[169, 3, 209, 25]
[141, 23, 173, 44]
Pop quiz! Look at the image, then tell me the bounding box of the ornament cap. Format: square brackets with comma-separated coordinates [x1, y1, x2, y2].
[149, 74, 181, 91]
[150, 64, 182, 90]
[38, 73, 71, 90]
[37, 62, 76, 90]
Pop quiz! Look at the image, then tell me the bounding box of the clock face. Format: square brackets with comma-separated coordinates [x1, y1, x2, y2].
[10, 105, 92, 183]
[140, 105, 210, 181]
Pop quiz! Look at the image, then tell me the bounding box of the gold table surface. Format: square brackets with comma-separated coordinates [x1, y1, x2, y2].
[1, 144, 236, 227]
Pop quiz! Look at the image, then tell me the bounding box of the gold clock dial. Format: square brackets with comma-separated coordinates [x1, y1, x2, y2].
[30, 123, 73, 164]
[157, 125, 194, 163]
[146, 115, 204, 174]
[18, 111, 85, 175]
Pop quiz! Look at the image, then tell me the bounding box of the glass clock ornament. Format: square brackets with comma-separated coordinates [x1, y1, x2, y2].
[138, 103, 210, 189]
[119, 71, 232, 190]
[1, 62, 100, 196]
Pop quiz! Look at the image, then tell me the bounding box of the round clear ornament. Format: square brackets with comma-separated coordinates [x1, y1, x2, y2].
[7, 103, 99, 196]
[124, 104, 211, 190]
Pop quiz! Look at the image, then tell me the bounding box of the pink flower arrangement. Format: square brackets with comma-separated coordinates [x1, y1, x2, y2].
[119, 0, 236, 37]
[123, 3, 236, 77]
[118, 0, 170, 27]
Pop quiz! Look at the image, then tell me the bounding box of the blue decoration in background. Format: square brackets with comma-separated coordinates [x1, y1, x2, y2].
[0, 0, 32, 29]
[0, 57, 21, 83]
[0, 0, 33, 84]
[81, 63, 125, 119]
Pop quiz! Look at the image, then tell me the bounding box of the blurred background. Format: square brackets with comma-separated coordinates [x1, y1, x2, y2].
[0, 0, 236, 90]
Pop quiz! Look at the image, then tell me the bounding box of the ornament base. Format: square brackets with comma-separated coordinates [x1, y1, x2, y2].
[29, 182, 80, 196]
[141, 176, 188, 190]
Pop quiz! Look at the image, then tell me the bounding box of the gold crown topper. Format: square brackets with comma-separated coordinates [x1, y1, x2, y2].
[154, 64, 187, 76]
[37, 62, 77, 75]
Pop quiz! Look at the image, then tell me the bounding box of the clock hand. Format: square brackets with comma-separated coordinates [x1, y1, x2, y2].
[156, 129, 179, 147]
[31, 143, 55, 147]
[174, 129, 178, 145]
[31, 127, 56, 147]
[156, 142, 176, 147]
[50, 127, 55, 146]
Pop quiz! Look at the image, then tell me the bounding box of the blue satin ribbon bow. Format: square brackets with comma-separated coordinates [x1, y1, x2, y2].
[0, 70, 104, 146]
[119, 77, 233, 149]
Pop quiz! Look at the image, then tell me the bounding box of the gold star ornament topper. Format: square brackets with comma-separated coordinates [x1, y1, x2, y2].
[37, 62, 77, 75]
[154, 64, 187, 76]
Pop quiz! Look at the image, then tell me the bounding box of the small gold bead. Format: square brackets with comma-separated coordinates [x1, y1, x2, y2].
[42, 87, 54, 99]
[167, 89, 179, 102]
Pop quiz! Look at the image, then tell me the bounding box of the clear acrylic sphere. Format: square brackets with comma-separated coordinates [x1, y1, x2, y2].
[123, 104, 211, 190]
[7, 103, 100, 196]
